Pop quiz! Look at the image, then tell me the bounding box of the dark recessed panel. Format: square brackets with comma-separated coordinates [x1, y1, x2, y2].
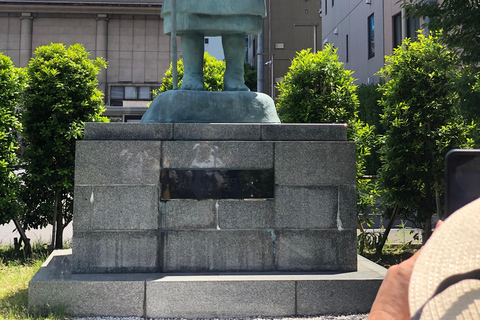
[161, 169, 274, 200]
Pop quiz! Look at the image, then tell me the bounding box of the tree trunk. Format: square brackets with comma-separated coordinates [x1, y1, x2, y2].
[51, 189, 62, 250]
[435, 182, 442, 219]
[376, 205, 399, 253]
[12, 217, 31, 256]
[423, 217, 432, 244]
[55, 190, 63, 249]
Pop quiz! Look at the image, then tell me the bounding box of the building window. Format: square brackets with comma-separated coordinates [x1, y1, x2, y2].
[346, 34, 349, 63]
[325, 0, 327, 15]
[407, 16, 420, 41]
[110, 86, 158, 106]
[332, 0, 334, 7]
[368, 14, 375, 59]
[393, 13, 402, 49]
[124, 115, 143, 123]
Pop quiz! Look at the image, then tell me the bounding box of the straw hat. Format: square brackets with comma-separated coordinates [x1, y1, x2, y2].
[409, 197, 480, 320]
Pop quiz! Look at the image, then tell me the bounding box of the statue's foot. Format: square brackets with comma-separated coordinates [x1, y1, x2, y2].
[224, 79, 250, 91]
[180, 75, 203, 91]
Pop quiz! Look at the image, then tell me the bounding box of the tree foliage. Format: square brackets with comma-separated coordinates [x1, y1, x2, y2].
[403, 1, 480, 124]
[357, 83, 384, 175]
[154, 52, 224, 95]
[377, 32, 474, 238]
[404, 0, 480, 66]
[20, 43, 108, 248]
[154, 53, 257, 95]
[276, 46, 357, 124]
[0, 53, 25, 225]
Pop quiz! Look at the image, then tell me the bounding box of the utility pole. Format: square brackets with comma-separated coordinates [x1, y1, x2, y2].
[171, 0, 178, 89]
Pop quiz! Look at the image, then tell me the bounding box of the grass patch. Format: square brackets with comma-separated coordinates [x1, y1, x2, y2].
[0, 244, 69, 320]
[361, 244, 422, 268]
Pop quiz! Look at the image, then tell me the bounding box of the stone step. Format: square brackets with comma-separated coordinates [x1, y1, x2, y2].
[29, 250, 386, 318]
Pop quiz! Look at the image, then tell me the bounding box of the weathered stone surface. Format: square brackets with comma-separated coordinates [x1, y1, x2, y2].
[74, 186, 159, 231]
[338, 184, 358, 230]
[29, 280, 145, 317]
[161, 230, 274, 272]
[218, 199, 274, 229]
[274, 186, 338, 229]
[146, 279, 295, 318]
[174, 123, 261, 141]
[29, 250, 145, 317]
[162, 141, 273, 169]
[84, 122, 173, 140]
[73, 231, 158, 273]
[275, 141, 356, 186]
[296, 279, 382, 315]
[141, 91, 280, 123]
[261, 124, 348, 141]
[75, 140, 161, 185]
[163, 200, 216, 229]
[275, 230, 357, 272]
[29, 251, 385, 317]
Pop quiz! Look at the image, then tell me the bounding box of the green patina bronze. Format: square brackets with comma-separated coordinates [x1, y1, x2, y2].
[161, 0, 266, 35]
[161, 0, 266, 91]
[142, 0, 279, 123]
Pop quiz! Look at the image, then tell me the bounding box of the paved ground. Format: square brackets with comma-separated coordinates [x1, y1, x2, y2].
[0, 221, 73, 245]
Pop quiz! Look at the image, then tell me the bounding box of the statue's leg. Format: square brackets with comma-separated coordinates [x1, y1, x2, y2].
[222, 33, 249, 91]
[181, 33, 204, 91]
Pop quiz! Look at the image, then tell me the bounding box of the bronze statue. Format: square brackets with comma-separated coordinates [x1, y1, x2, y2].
[161, 0, 266, 91]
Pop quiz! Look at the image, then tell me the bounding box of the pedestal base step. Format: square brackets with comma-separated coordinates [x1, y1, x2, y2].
[29, 250, 386, 318]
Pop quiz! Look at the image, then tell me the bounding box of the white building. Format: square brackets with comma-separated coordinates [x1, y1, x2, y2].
[322, 0, 423, 84]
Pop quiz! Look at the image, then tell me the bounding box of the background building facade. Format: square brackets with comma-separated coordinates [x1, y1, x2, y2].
[0, 0, 172, 122]
[249, 0, 322, 98]
[322, 0, 385, 84]
[322, 0, 425, 85]
[1, 0, 326, 115]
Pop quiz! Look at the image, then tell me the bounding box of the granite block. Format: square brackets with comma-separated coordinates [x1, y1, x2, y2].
[29, 250, 386, 318]
[296, 279, 382, 315]
[84, 122, 173, 140]
[72, 231, 158, 273]
[275, 141, 356, 186]
[29, 280, 144, 317]
[74, 186, 159, 231]
[163, 200, 216, 229]
[275, 230, 357, 272]
[261, 124, 347, 141]
[146, 279, 295, 318]
[29, 250, 146, 317]
[75, 140, 161, 185]
[162, 141, 273, 169]
[274, 186, 338, 229]
[338, 184, 358, 230]
[173, 123, 261, 141]
[161, 230, 274, 272]
[218, 199, 274, 229]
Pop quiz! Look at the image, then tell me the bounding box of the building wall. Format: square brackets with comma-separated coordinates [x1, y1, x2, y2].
[0, 2, 171, 121]
[322, 0, 384, 84]
[253, 0, 322, 98]
[384, 0, 402, 58]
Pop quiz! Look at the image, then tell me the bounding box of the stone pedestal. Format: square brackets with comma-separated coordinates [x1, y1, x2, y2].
[72, 122, 356, 273]
[29, 122, 386, 317]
